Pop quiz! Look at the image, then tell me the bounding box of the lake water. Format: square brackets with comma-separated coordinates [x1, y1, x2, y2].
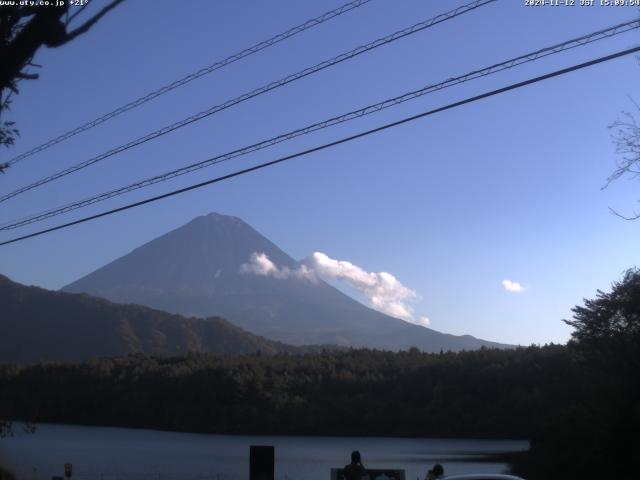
[0, 424, 527, 480]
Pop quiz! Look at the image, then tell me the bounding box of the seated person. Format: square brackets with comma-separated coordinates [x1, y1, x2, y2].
[425, 464, 444, 480]
[343, 450, 367, 480]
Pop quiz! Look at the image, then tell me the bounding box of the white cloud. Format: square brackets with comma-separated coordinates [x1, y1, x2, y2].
[502, 279, 525, 293]
[240, 251, 431, 326]
[240, 252, 277, 276]
[306, 252, 418, 321]
[240, 252, 315, 281]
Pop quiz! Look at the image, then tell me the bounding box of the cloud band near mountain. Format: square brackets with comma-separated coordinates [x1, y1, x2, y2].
[241, 251, 429, 327]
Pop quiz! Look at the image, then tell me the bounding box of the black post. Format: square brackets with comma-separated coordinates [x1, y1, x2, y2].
[250, 445, 274, 480]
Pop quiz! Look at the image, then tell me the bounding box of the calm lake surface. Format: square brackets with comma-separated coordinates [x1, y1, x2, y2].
[0, 424, 527, 480]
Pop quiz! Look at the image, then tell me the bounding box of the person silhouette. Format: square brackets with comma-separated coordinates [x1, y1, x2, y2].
[425, 464, 444, 480]
[343, 450, 367, 480]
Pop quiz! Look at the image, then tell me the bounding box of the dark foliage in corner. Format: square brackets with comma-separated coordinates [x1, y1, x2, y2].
[0, 1, 124, 165]
[0, 466, 15, 480]
[512, 269, 640, 480]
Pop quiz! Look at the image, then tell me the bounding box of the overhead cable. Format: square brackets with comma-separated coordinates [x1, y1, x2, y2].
[1, 44, 638, 247]
[4, 0, 375, 167]
[0, 0, 497, 203]
[2, 18, 638, 231]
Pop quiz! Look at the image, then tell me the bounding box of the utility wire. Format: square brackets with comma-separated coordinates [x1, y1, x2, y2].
[0, 0, 497, 204]
[5, 0, 374, 167]
[2, 18, 638, 231]
[1, 45, 638, 247]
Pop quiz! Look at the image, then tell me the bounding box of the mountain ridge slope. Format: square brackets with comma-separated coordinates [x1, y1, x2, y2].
[0, 274, 300, 363]
[63, 212, 512, 351]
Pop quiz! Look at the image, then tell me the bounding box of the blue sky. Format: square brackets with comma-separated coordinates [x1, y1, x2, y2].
[0, 0, 638, 345]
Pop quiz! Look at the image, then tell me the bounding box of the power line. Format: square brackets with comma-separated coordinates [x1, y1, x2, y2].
[0, 0, 497, 204]
[2, 18, 638, 231]
[1, 44, 638, 247]
[4, 0, 374, 167]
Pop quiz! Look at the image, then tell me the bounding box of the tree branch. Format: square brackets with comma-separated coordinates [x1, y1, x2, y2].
[609, 206, 640, 221]
[15, 72, 38, 80]
[59, 0, 124, 45]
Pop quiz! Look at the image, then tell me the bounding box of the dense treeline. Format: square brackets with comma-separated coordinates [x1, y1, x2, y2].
[0, 345, 572, 439]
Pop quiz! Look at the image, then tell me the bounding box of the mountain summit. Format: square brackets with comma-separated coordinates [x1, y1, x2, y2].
[64, 213, 510, 351]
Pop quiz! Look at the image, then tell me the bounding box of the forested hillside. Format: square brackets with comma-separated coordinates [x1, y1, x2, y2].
[0, 274, 297, 362]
